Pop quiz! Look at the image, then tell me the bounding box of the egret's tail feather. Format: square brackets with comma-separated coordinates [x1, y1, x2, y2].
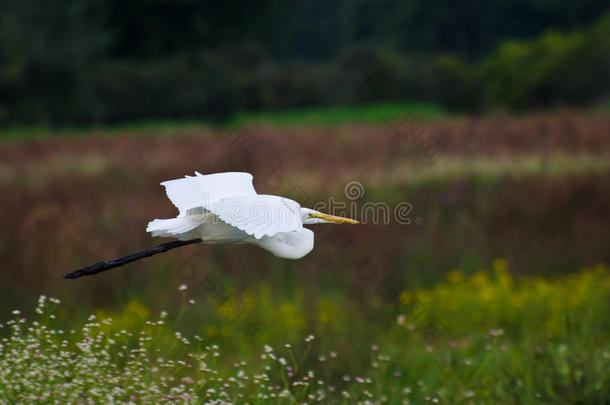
[146, 217, 200, 237]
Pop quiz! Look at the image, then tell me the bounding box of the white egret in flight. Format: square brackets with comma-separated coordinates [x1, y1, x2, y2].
[65, 172, 358, 279]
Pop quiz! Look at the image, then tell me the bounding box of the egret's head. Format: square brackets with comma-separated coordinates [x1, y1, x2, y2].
[301, 208, 359, 225]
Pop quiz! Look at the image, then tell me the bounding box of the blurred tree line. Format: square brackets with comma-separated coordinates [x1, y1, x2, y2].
[0, 0, 609, 126]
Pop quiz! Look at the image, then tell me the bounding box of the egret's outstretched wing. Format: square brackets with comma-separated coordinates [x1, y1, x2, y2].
[208, 195, 303, 239]
[153, 172, 302, 239]
[161, 172, 256, 215]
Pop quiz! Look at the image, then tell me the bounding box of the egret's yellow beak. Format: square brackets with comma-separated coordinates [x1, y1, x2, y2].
[309, 213, 359, 224]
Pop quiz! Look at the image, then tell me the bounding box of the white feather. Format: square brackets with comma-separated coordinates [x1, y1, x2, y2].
[146, 217, 202, 237]
[147, 172, 303, 240]
[208, 195, 302, 239]
[160, 172, 257, 215]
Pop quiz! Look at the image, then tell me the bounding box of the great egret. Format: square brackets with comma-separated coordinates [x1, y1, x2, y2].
[64, 172, 358, 279]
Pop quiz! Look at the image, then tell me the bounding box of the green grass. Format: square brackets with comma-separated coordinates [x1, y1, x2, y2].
[228, 102, 445, 127]
[0, 102, 446, 140]
[597, 97, 610, 114]
[1, 262, 608, 403]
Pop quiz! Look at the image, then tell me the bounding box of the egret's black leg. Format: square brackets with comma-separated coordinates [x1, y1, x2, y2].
[63, 238, 202, 279]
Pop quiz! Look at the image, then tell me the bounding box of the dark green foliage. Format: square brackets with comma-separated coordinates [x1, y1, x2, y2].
[481, 16, 610, 110]
[0, 1, 609, 126]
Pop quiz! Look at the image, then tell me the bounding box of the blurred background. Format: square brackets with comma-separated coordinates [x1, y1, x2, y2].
[1, 0, 610, 125]
[1, 1, 610, 401]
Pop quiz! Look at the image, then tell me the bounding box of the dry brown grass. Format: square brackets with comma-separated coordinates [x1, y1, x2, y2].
[1, 112, 609, 308]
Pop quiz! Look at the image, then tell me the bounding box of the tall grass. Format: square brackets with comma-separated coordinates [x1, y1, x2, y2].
[1, 262, 608, 403]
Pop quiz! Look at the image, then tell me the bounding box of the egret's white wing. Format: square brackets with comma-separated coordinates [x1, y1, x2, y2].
[209, 195, 303, 239]
[161, 172, 257, 215]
